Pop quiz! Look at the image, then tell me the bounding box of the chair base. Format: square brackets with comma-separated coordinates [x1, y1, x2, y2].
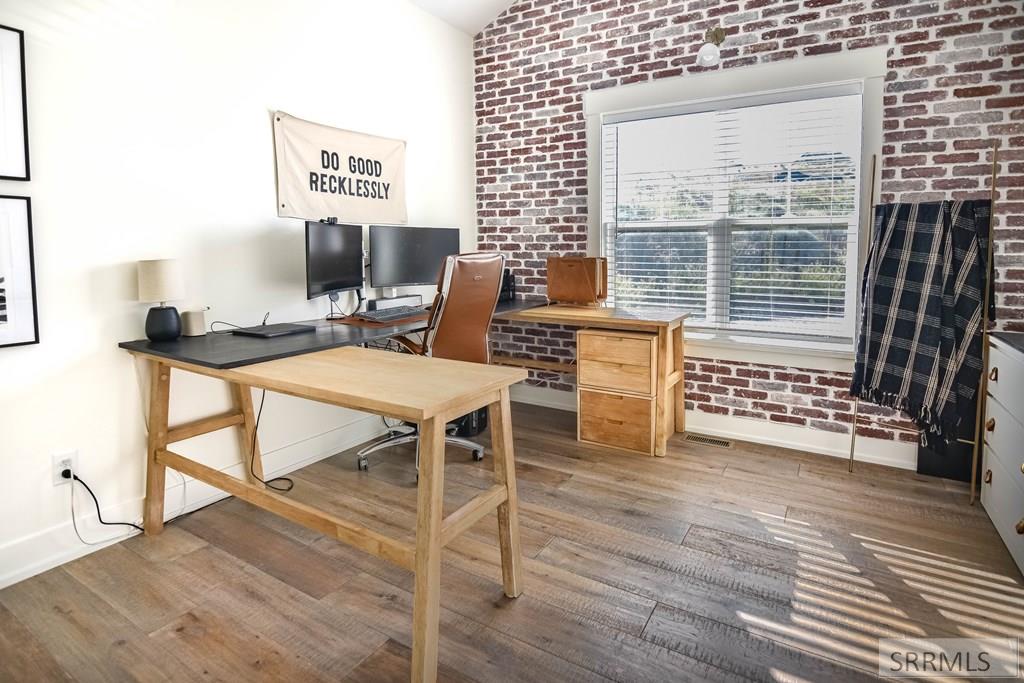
[356, 426, 484, 474]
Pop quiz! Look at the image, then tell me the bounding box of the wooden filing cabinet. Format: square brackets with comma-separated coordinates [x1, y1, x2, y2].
[577, 329, 660, 455]
[980, 334, 1024, 575]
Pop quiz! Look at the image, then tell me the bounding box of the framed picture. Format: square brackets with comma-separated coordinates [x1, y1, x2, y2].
[0, 24, 29, 180]
[0, 195, 38, 347]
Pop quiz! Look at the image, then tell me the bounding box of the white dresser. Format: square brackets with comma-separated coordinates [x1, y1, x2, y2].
[981, 333, 1024, 573]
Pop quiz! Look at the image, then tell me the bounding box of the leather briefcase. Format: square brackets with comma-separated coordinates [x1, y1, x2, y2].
[546, 256, 607, 305]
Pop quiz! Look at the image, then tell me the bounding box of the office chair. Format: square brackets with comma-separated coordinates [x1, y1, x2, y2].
[356, 252, 505, 474]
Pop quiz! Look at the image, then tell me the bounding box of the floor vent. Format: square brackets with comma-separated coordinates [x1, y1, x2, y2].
[684, 433, 733, 448]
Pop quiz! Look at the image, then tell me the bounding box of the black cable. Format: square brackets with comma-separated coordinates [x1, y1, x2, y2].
[211, 311, 271, 334]
[249, 389, 294, 492]
[69, 473, 145, 532]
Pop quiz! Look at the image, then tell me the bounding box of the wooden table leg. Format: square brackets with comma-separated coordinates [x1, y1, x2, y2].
[673, 322, 686, 434]
[231, 383, 265, 484]
[411, 416, 446, 683]
[143, 361, 171, 535]
[488, 387, 523, 598]
[654, 328, 670, 457]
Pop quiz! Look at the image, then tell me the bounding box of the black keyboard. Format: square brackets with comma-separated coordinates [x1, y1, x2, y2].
[353, 306, 425, 323]
[231, 323, 316, 338]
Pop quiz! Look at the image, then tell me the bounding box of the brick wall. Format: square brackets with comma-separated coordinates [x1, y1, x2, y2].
[476, 0, 1024, 441]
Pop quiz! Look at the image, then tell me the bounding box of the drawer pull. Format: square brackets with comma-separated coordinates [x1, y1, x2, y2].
[1020, 463, 1024, 475]
[984, 469, 992, 484]
[1017, 519, 1024, 535]
[985, 417, 996, 432]
[606, 419, 624, 426]
[989, 367, 998, 381]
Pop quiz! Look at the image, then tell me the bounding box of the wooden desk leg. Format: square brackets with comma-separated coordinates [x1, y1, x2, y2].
[654, 328, 669, 457]
[489, 387, 523, 598]
[143, 361, 171, 535]
[411, 416, 446, 683]
[673, 322, 686, 434]
[231, 383, 265, 484]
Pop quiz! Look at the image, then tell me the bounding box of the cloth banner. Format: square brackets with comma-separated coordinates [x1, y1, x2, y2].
[273, 111, 406, 223]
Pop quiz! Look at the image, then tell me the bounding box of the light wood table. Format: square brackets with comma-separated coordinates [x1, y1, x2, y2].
[493, 302, 690, 456]
[122, 345, 528, 683]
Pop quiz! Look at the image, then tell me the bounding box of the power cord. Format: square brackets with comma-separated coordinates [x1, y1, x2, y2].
[248, 389, 294, 492]
[64, 467, 144, 545]
[211, 312, 271, 334]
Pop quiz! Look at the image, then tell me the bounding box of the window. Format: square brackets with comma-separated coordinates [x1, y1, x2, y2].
[601, 84, 863, 345]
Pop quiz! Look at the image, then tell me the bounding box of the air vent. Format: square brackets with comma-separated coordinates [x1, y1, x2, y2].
[684, 433, 733, 448]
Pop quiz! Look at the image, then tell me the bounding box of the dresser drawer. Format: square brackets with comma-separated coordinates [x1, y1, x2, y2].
[981, 446, 1024, 574]
[578, 388, 655, 455]
[577, 330, 656, 395]
[983, 396, 1024, 488]
[986, 340, 1024, 416]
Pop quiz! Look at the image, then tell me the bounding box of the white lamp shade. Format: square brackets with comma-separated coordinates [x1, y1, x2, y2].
[696, 42, 721, 67]
[137, 259, 185, 303]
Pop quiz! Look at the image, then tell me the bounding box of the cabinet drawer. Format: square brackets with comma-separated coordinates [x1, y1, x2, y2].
[577, 330, 656, 395]
[984, 397, 1024, 490]
[981, 446, 1024, 574]
[987, 340, 1024, 417]
[578, 389, 654, 455]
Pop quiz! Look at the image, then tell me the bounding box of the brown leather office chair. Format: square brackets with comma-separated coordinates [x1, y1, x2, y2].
[356, 252, 505, 473]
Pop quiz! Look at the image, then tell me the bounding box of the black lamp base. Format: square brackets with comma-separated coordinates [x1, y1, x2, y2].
[146, 306, 182, 342]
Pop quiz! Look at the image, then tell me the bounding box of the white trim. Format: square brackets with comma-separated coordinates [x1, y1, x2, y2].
[0, 415, 388, 590]
[684, 335, 854, 372]
[509, 387, 916, 470]
[686, 409, 916, 470]
[510, 383, 577, 411]
[583, 47, 888, 118]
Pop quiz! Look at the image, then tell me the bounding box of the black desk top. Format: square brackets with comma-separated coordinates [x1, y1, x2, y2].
[118, 318, 429, 370]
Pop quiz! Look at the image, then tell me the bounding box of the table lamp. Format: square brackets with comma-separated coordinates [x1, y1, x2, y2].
[137, 258, 185, 342]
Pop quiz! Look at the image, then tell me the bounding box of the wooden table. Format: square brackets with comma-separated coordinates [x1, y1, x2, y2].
[122, 344, 528, 682]
[493, 301, 690, 456]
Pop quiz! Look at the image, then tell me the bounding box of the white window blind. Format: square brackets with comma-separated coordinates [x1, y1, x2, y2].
[602, 86, 863, 344]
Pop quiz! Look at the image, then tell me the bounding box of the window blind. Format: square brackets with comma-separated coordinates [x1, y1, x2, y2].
[601, 87, 863, 344]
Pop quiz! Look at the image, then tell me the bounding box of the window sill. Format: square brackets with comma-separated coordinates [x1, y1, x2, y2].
[683, 329, 855, 371]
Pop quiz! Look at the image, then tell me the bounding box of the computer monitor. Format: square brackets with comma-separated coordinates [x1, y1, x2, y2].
[305, 221, 364, 299]
[369, 225, 460, 288]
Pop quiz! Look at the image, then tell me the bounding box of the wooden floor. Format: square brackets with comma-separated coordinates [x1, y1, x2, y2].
[3, 403, 1022, 682]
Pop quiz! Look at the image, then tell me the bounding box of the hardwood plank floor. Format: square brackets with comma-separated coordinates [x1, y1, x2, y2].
[2, 403, 1021, 682]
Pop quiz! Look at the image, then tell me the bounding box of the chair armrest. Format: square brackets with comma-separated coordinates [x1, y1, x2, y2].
[391, 335, 424, 355]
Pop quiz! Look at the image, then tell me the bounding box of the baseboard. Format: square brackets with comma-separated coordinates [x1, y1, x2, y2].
[509, 385, 917, 471]
[0, 415, 387, 590]
[509, 383, 577, 411]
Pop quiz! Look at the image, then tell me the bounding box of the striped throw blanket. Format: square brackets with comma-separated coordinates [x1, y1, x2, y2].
[851, 200, 992, 444]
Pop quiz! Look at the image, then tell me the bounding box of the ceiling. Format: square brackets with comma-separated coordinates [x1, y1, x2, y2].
[407, 0, 510, 35]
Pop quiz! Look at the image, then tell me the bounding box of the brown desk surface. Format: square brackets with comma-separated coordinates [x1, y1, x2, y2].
[127, 345, 527, 423]
[493, 299, 690, 331]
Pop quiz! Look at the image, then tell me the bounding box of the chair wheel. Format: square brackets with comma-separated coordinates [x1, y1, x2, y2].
[357, 457, 369, 471]
[473, 450, 484, 462]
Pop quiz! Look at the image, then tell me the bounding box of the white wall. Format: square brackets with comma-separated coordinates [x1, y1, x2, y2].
[0, 0, 476, 587]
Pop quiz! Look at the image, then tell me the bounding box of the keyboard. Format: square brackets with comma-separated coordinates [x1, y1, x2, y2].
[353, 305, 425, 323]
[231, 323, 316, 338]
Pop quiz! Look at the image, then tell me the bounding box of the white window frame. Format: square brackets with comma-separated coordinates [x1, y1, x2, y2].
[583, 48, 885, 360]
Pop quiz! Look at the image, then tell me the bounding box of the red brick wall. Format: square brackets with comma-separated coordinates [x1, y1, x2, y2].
[477, 0, 1024, 441]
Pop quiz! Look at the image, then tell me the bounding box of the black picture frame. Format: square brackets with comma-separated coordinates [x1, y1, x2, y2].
[0, 195, 38, 348]
[0, 24, 29, 181]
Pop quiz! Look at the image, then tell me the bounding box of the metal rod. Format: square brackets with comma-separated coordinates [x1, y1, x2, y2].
[969, 141, 999, 505]
[849, 153, 878, 474]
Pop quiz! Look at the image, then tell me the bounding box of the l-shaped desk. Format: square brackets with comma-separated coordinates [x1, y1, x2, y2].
[492, 300, 690, 457]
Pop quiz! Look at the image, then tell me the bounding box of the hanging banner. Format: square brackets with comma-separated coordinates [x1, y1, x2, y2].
[273, 111, 407, 223]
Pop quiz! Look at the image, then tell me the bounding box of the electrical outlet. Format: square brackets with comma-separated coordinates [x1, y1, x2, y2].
[52, 450, 78, 486]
